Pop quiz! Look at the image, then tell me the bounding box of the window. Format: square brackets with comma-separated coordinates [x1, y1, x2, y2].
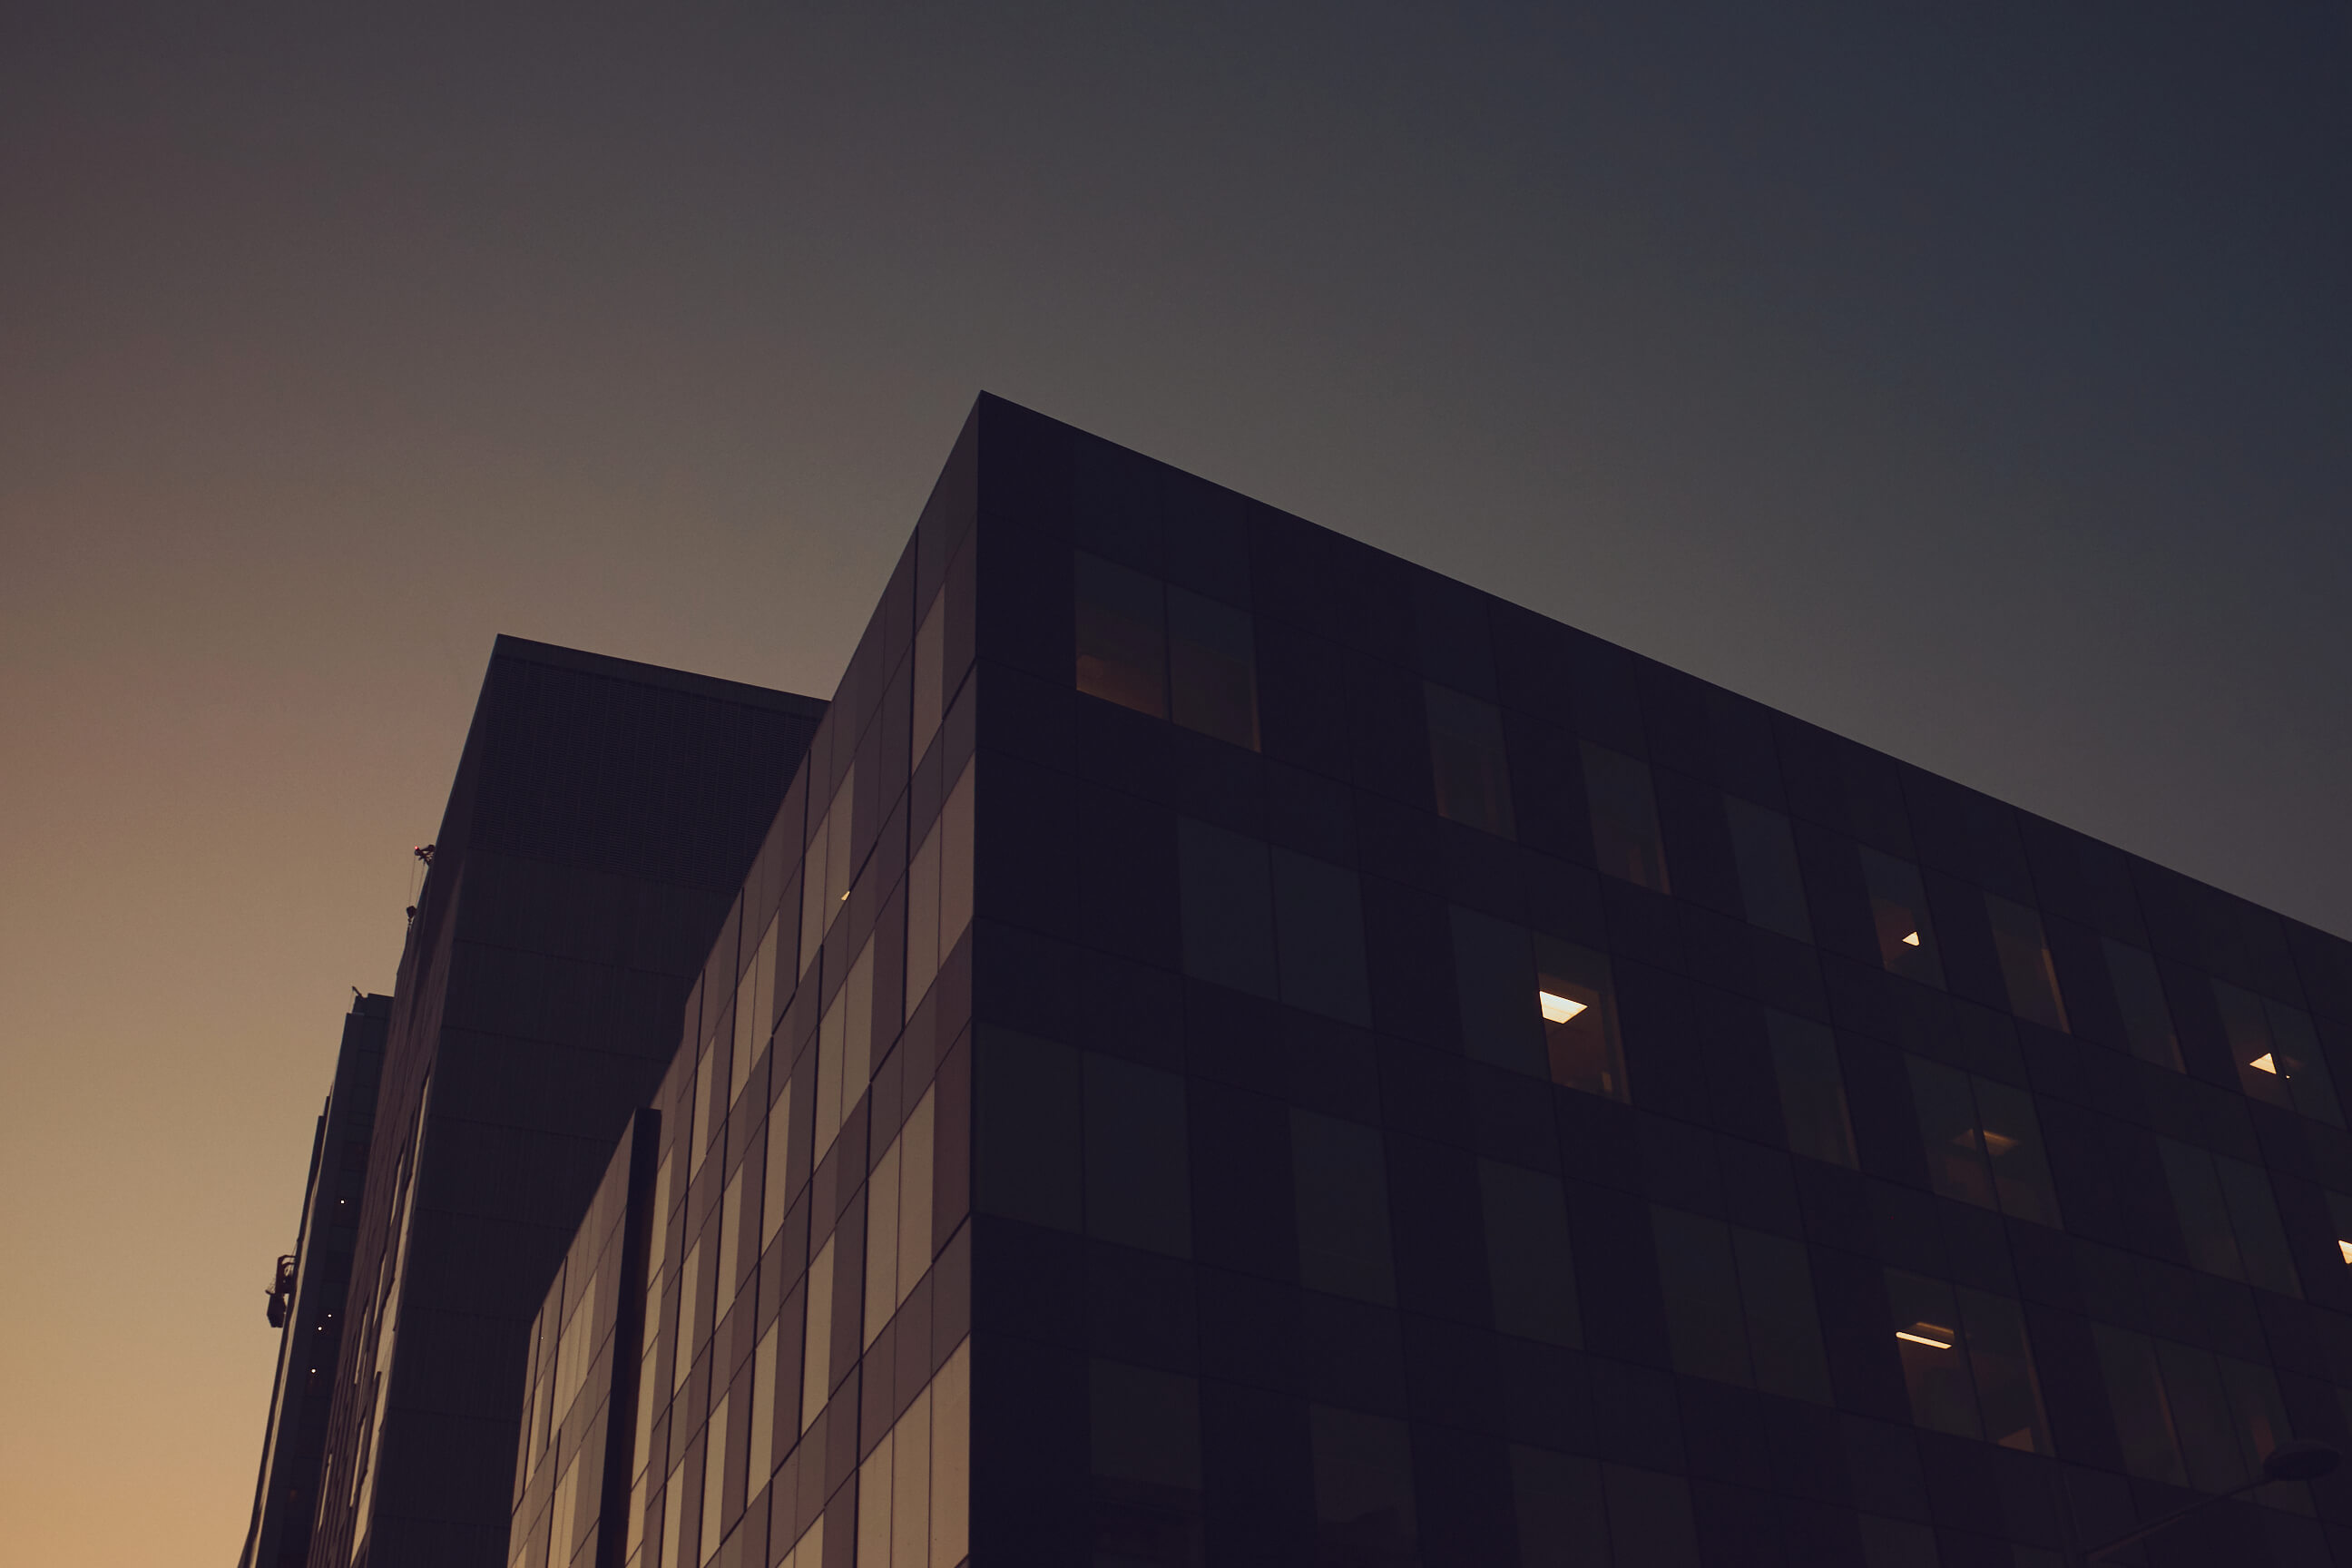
[2158, 1138, 2299, 1296]
[865, 1090, 939, 1345]
[1272, 849, 1372, 1024]
[1985, 895, 2069, 1032]
[701, 1391, 731, 1563]
[716, 1166, 746, 1313]
[1090, 1360, 1202, 1566]
[762, 1081, 795, 1248]
[2216, 982, 2343, 1126]
[748, 1319, 779, 1498]
[1170, 588, 1259, 748]
[1582, 743, 1669, 892]
[1177, 818, 1279, 998]
[1651, 1208, 1830, 1401]
[1449, 906, 1624, 1100]
[850, 1341, 970, 1568]
[1085, 1055, 1191, 1257]
[1292, 1112, 1396, 1305]
[1309, 1406, 1417, 1567]
[733, 913, 782, 1109]
[1480, 1160, 1580, 1347]
[912, 589, 946, 762]
[1426, 683, 1514, 836]
[1537, 935, 1624, 1100]
[799, 1234, 835, 1434]
[1724, 796, 1810, 942]
[1075, 553, 1166, 718]
[800, 763, 858, 979]
[1886, 1271, 2051, 1452]
[673, 1238, 703, 1394]
[1769, 1011, 1856, 1167]
[691, 1041, 717, 1179]
[2104, 940, 2180, 1070]
[812, 936, 876, 1166]
[1907, 1059, 2062, 1227]
[906, 757, 975, 1023]
[2093, 1325, 2293, 1491]
[1075, 552, 1260, 749]
[1860, 850, 1941, 986]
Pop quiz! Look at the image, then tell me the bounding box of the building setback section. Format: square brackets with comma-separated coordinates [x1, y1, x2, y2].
[240, 992, 391, 1568]
[303, 636, 825, 1568]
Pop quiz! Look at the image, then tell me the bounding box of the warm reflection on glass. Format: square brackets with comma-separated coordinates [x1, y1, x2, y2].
[1074, 552, 1167, 718]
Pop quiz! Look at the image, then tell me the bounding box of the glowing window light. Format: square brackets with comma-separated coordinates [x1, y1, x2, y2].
[1901, 931, 1922, 947]
[1539, 991, 1588, 1024]
[2250, 1053, 2280, 1075]
[1896, 1322, 1955, 1350]
[2337, 1240, 2352, 1267]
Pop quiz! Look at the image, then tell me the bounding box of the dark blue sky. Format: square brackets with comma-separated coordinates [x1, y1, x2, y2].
[1, 7, 2346, 1553]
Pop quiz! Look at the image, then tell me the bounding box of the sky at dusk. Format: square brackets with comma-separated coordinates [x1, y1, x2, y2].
[1, 5, 2346, 1563]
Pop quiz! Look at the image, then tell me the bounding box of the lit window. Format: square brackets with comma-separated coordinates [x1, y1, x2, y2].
[2217, 981, 2343, 1126]
[1535, 935, 1623, 1101]
[1859, 849, 1941, 986]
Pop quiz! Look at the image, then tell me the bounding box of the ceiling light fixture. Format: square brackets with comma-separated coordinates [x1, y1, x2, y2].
[1539, 991, 1588, 1024]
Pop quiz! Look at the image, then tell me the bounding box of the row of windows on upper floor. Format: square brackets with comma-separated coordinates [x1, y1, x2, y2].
[1078, 550, 2336, 1097]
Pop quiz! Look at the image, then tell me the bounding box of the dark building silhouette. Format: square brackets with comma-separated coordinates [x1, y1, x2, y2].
[240, 992, 392, 1568]
[288, 637, 825, 1567]
[279, 397, 2352, 1568]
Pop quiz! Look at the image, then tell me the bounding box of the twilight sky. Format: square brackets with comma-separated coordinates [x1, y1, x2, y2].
[1, 5, 2346, 1563]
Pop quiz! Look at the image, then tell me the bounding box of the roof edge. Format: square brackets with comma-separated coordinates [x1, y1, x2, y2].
[487, 634, 828, 720]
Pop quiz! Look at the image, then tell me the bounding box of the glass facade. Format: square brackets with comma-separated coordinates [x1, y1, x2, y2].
[505, 397, 2352, 1568]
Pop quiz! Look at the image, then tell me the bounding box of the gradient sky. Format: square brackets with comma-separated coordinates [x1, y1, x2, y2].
[2, 5, 2346, 1563]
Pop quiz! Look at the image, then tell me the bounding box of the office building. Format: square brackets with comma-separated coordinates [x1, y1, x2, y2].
[292, 637, 826, 1566]
[382, 396, 2352, 1568]
[240, 993, 393, 1568]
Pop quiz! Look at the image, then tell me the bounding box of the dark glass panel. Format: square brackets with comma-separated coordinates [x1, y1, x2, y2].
[1955, 1288, 2051, 1454]
[1309, 1406, 1418, 1567]
[2214, 1155, 2299, 1297]
[1506, 1446, 1608, 1567]
[1075, 551, 1167, 718]
[1292, 1112, 1396, 1307]
[1176, 818, 1278, 999]
[1169, 587, 1259, 750]
[1581, 743, 1670, 893]
[1479, 1160, 1581, 1348]
[2158, 1137, 2244, 1280]
[1768, 1011, 1855, 1168]
[1271, 850, 1372, 1026]
[1084, 1054, 1192, 1258]
[1986, 895, 2070, 1032]
[1426, 682, 1515, 838]
[2102, 939, 2181, 1070]
[1733, 1228, 1831, 1403]
[1599, 1466, 1700, 1568]
[1724, 795, 1812, 943]
[1451, 906, 1543, 1078]
[2092, 1325, 2186, 1485]
[1651, 1208, 1751, 1386]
